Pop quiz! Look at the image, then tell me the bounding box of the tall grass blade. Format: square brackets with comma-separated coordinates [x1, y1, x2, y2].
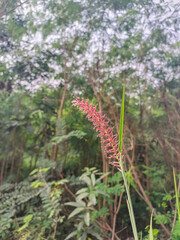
[119, 85, 138, 240]
[173, 168, 180, 222]
[119, 84, 125, 153]
[149, 212, 153, 240]
[127, 198, 137, 239]
[140, 231, 143, 240]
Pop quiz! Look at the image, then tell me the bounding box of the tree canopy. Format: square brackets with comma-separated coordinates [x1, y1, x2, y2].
[0, 0, 180, 239]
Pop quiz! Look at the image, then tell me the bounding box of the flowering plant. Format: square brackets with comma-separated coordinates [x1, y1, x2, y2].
[72, 85, 139, 240]
[72, 98, 121, 171]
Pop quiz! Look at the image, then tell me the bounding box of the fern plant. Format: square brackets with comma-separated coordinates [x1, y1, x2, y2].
[0, 181, 38, 239]
[17, 167, 66, 240]
[0, 167, 67, 240]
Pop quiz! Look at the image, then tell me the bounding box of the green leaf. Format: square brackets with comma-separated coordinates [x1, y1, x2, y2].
[95, 190, 109, 197]
[68, 207, 84, 219]
[162, 194, 173, 201]
[52, 130, 86, 143]
[30, 181, 45, 188]
[152, 229, 159, 237]
[48, 209, 55, 218]
[84, 211, 90, 226]
[95, 172, 109, 183]
[39, 168, 50, 172]
[24, 214, 33, 223]
[89, 231, 103, 240]
[77, 192, 89, 200]
[149, 212, 153, 240]
[65, 200, 86, 208]
[81, 232, 87, 240]
[17, 223, 28, 232]
[77, 222, 84, 231]
[119, 84, 125, 153]
[172, 221, 180, 240]
[30, 169, 38, 176]
[80, 175, 91, 186]
[154, 214, 168, 224]
[89, 193, 96, 205]
[64, 230, 77, 240]
[76, 188, 88, 195]
[91, 173, 96, 186]
[17, 214, 33, 233]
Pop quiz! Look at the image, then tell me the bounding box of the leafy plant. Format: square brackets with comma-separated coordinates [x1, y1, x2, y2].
[21, 167, 66, 240]
[0, 181, 38, 240]
[65, 167, 108, 240]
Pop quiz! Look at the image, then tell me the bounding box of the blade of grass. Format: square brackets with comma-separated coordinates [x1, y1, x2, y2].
[149, 211, 154, 240]
[118, 85, 138, 240]
[120, 154, 138, 240]
[127, 198, 138, 239]
[140, 231, 143, 240]
[173, 168, 180, 222]
[119, 84, 125, 154]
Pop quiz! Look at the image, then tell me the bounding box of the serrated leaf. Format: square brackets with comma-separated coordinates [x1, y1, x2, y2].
[154, 214, 168, 224]
[162, 194, 173, 201]
[172, 221, 180, 240]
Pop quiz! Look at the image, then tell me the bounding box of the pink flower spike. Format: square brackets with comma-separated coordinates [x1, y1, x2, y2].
[109, 162, 121, 172]
[72, 98, 121, 171]
[109, 161, 119, 167]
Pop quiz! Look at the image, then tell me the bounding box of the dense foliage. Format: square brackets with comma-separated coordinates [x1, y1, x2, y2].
[0, 0, 180, 239]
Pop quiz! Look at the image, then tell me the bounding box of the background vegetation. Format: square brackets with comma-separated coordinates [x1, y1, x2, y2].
[0, 0, 180, 239]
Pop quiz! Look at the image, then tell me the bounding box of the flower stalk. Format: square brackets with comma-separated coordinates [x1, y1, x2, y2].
[72, 98, 120, 162]
[119, 85, 138, 240]
[72, 84, 138, 239]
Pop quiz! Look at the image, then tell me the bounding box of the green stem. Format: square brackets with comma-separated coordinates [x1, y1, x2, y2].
[119, 153, 138, 240]
[118, 84, 138, 239]
[173, 168, 180, 222]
